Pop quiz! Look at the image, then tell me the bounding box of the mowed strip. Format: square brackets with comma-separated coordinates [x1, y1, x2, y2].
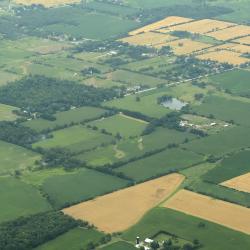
[14, 0, 80, 7]
[164, 189, 250, 235]
[221, 173, 250, 193]
[63, 173, 185, 233]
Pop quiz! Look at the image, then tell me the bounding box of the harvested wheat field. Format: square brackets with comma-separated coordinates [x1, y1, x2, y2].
[160, 38, 211, 55]
[129, 16, 193, 36]
[234, 36, 250, 45]
[221, 173, 250, 193]
[197, 50, 250, 65]
[160, 19, 235, 35]
[121, 32, 177, 47]
[208, 25, 250, 41]
[63, 173, 185, 233]
[15, 0, 79, 7]
[164, 189, 250, 234]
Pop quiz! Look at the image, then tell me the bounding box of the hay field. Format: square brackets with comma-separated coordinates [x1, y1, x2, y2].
[159, 19, 235, 34]
[129, 16, 193, 36]
[197, 50, 250, 65]
[15, 0, 80, 7]
[221, 173, 250, 193]
[63, 173, 184, 233]
[164, 189, 250, 234]
[208, 25, 250, 41]
[121, 32, 177, 47]
[234, 36, 250, 45]
[159, 38, 212, 55]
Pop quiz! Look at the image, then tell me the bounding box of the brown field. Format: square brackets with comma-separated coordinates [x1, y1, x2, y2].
[63, 174, 185, 233]
[129, 16, 193, 36]
[208, 43, 250, 54]
[164, 189, 250, 234]
[208, 25, 250, 41]
[221, 173, 250, 193]
[158, 38, 212, 55]
[158, 19, 235, 35]
[121, 32, 177, 47]
[234, 36, 250, 45]
[196, 50, 250, 65]
[15, 0, 80, 7]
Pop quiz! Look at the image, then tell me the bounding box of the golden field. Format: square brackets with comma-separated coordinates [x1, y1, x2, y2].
[63, 174, 185, 233]
[164, 189, 250, 235]
[234, 36, 250, 45]
[221, 173, 250, 193]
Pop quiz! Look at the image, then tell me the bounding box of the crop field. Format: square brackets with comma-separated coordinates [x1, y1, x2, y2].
[203, 150, 250, 184]
[24, 106, 107, 132]
[129, 16, 193, 36]
[221, 173, 250, 193]
[33, 125, 113, 153]
[123, 208, 250, 250]
[0, 71, 20, 86]
[87, 113, 147, 138]
[209, 69, 250, 95]
[196, 49, 250, 65]
[0, 140, 41, 175]
[0, 177, 51, 223]
[164, 189, 250, 234]
[191, 95, 250, 126]
[234, 35, 250, 45]
[0, 103, 19, 121]
[84, 77, 123, 88]
[101, 241, 136, 250]
[42, 168, 129, 208]
[63, 174, 184, 233]
[184, 126, 250, 156]
[15, 0, 80, 7]
[115, 148, 202, 182]
[36, 228, 104, 250]
[227, 44, 250, 54]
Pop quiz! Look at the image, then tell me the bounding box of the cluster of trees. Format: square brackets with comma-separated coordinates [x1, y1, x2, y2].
[0, 121, 40, 148]
[0, 211, 82, 250]
[0, 76, 121, 117]
[157, 95, 173, 104]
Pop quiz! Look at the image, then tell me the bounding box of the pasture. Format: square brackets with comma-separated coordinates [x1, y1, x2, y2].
[0, 103, 18, 121]
[101, 241, 136, 250]
[63, 174, 184, 233]
[0, 177, 51, 223]
[87, 113, 147, 138]
[15, 0, 80, 7]
[36, 228, 104, 250]
[33, 125, 113, 153]
[24, 106, 107, 132]
[123, 208, 250, 250]
[0, 140, 41, 175]
[41, 168, 129, 208]
[115, 148, 203, 182]
[164, 189, 250, 234]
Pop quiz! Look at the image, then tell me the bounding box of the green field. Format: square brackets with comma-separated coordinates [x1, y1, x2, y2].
[203, 150, 250, 184]
[209, 69, 250, 96]
[184, 126, 250, 156]
[88, 114, 147, 138]
[116, 148, 203, 182]
[123, 208, 250, 250]
[33, 125, 114, 153]
[36, 227, 104, 250]
[101, 241, 136, 250]
[77, 127, 196, 167]
[41, 168, 130, 208]
[0, 103, 19, 121]
[24, 106, 107, 132]
[0, 140, 41, 175]
[191, 95, 250, 126]
[0, 177, 51, 223]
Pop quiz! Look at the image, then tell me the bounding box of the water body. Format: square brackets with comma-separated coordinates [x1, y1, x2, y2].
[162, 98, 187, 110]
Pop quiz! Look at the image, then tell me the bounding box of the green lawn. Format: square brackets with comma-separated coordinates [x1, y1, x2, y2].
[0, 140, 41, 175]
[115, 148, 203, 182]
[123, 208, 250, 250]
[35, 228, 104, 250]
[0, 103, 19, 121]
[0, 177, 51, 223]
[88, 114, 147, 138]
[33, 125, 114, 153]
[41, 168, 130, 208]
[101, 241, 136, 250]
[24, 106, 107, 132]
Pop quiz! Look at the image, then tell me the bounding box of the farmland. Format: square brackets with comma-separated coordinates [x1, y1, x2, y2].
[63, 174, 185, 233]
[1, 1, 250, 249]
